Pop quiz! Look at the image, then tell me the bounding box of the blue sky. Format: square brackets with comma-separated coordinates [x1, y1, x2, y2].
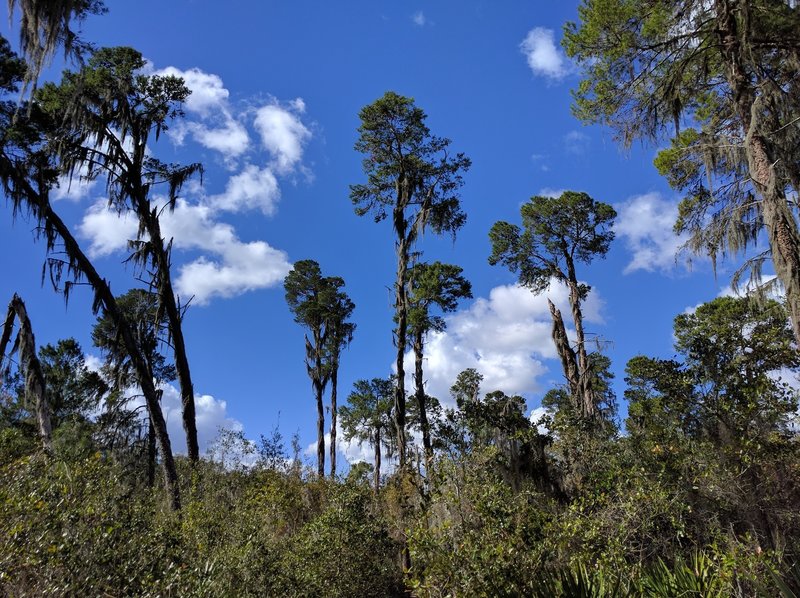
[1, 1, 744, 464]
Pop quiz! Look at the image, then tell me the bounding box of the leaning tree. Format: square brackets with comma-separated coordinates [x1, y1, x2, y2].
[0, 294, 51, 452]
[92, 288, 176, 486]
[37, 46, 203, 462]
[0, 39, 181, 510]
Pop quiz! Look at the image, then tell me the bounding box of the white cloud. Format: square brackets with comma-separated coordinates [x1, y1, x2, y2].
[157, 67, 230, 117]
[563, 130, 589, 154]
[520, 27, 569, 80]
[254, 100, 312, 174]
[538, 187, 567, 199]
[161, 200, 292, 303]
[78, 198, 292, 304]
[78, 200, 139, 256]
[156, 66, 250, 159]
[52, 172, 98, 202]
[76, 62, 313, 305]
[161, 385, 243, 455]
[175, 239, 291, 304]
[113, 382, 243, 456]
[402, 281, 605, 406]
[529, 406, 550, 434]
[185, 117, 250, 157]
[209, 164, 280, 215]
[412, 10, 427, 26]
[304, 428, 396, 474]
[615, 192, 688, 274]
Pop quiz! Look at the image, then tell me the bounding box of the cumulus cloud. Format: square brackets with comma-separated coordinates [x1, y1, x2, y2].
[184, 117, 250, 157]
[529, 406, 551, 434]
[160, 384, 244, 455]
[614, 192, 688, 274]
[305, 428, 396, 473]
[78, 198, 292, 304]
[158, 67, 230, 116]
[156, 66, 251, 159]
[520, 27, 570, 80]
[412, 11, 427, 26]
[155, 66, 313, 177]
[79, 201, 139, 256]
[254, 100, 312, 174]
[52, 171, 99, 202]
[176, 241, 291, 304]
[402, 281, 605, 406]
[208, 164, 280, 215]
[75, 62, 315, 305]
[107, 381, 244, 456]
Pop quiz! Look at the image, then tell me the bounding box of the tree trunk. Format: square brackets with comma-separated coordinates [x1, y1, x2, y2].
[393, 234, 409, 468]
[316, 380, 325, 478]
[305, 328, 328, 478]
[564, 256, 594, 418]
[3, 172, 181, 510]
[761, 193, 800, 346]
[413, 329, 433, 470]
[139, 205, 199, 462]
[147, 414, 156, 488]
[716, 0, 800, 347]
[548, 299, 580, 405]
[2, 295, 51, 452]
[374, 427, 381, 494]
[330, 360, 338, 478]
[746, 133, 800, 346]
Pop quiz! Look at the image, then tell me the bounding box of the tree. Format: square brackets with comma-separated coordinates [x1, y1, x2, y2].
[92, 288, 175, 486]
[407, 261, 471, 467]
[564, 0, 800, 345]
[351, 91, 470, 467]
[339, 377, 395, 493]
[465, 390, 546, 491]
[0, 38, 181, 510]
[672, 296, 798, 443]
[542, 352, 618, 495]
[0, 294, 51, 451]
[39, 338, 106, 424]
[37, 46, 203, 462]
[284, 260, 354, 477]
[624, 296, 800, 549]
[489, 191, 616, 418]
[7, 0, 105, 95]
[325, 289, 355, 478]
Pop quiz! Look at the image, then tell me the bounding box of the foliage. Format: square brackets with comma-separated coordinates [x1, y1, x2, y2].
[339, 376, 394, 490]
[0, 37, 182, 507]
[276, 482, 404, 597]
[489, 191, 616, 295]
[2, 6, 800, 595]
[490, 191, 616, 419]
[564, 0, 800, 343]
[284, 260, 355, 477]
